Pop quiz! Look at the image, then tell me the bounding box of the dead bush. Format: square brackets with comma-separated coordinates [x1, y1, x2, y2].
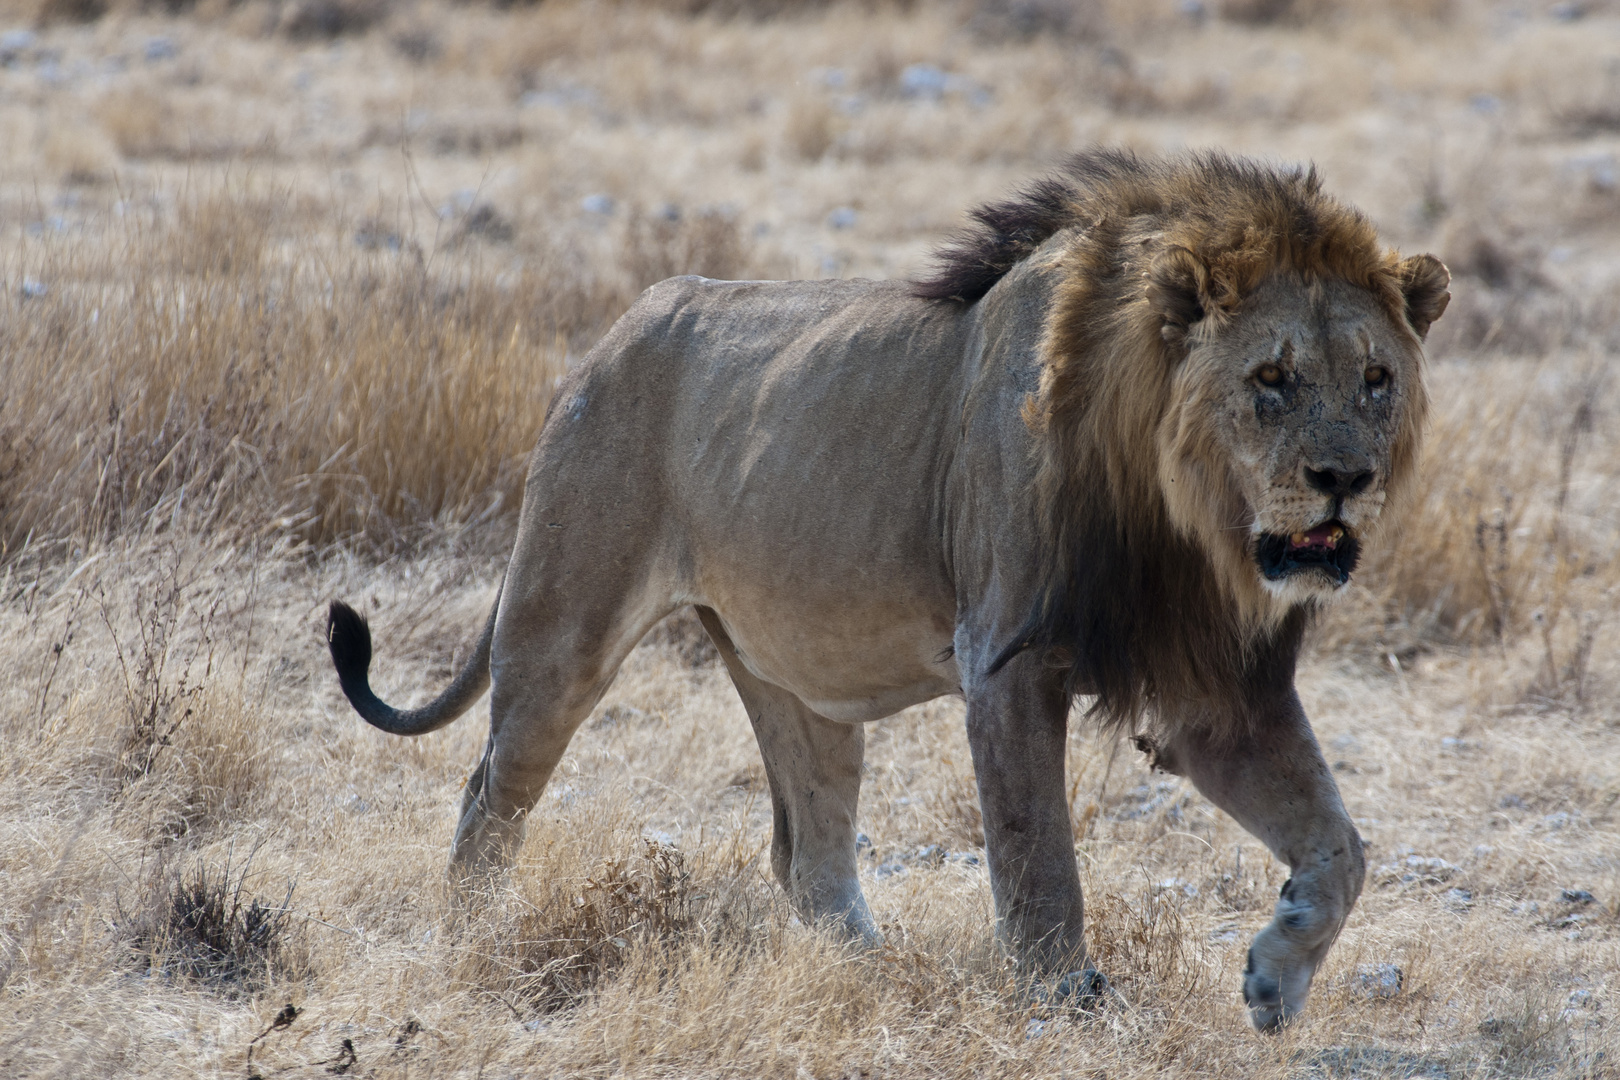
[1096, 48, 1164, 114]
[635, 0, 839, 19]
[392, 25, 441, 63]
[1220, 0, 1319, 23]
[121, 851, 300, 990]
[34, 0, 106, 23]
[1219, 0, 1454, 25]
[1420, 218, 1579, 357]
[621, 206, 752, 292]
[464, 840, 700, 1013]
[95, 89, 179, 160]
[1082, 884, 1206, 1003]
[427, 118, 523, 157]
[1548, 56, 1620, 136]
[280, 0, 389, 40]
[966, 0, 1107, 41]
[784, 97, 839, 163]
[451, 203, 517, 244]
[103, 551, 219, 786]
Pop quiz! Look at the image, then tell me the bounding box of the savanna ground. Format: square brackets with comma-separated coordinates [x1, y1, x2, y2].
[2, 0, 1620, 1075]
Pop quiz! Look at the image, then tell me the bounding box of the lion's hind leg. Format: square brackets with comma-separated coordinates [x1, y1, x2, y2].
[694, 607, 878, 943]
[448, 585, 676, 885]
[450, 737, 496, 879]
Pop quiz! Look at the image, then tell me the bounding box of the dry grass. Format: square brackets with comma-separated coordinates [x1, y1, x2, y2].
[0, 182, 779, 555]
[3, 0, 1620, 1077]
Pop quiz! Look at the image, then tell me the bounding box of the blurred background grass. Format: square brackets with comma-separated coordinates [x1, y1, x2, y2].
[3, 0, 1619, 660]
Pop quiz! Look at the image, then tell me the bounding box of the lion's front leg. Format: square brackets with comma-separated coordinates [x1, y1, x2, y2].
[964, 653, 1092, 985]
[1146, 689, 1364, 1032]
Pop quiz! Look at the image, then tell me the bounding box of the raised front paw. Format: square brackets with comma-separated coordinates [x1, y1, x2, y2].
[1242, 953, 1290, 1032]
[1240, 873, 1351, 1032]
[1242, 928, 1319, 1033]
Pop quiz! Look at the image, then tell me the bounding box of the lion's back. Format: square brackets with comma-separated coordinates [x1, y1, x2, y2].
[560, 275, 974, 487]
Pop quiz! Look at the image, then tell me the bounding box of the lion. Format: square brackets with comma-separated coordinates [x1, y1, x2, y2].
[326, 149, 1449, 1031]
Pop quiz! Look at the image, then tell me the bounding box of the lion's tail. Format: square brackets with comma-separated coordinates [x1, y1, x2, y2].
[325, 588, 499, 737]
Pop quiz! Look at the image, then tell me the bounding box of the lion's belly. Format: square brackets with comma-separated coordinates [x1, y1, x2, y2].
[702, 597, 961, 722]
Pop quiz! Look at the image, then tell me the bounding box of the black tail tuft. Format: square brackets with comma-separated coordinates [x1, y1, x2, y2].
[325, 594, 492, 736]
[327, 600, 375, 696]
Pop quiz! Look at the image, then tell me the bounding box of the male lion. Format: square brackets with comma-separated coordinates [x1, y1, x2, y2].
[327, 150, 1449, 1030]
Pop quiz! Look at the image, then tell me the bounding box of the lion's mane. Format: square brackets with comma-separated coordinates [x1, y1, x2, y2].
[918, 149, 1436, 736]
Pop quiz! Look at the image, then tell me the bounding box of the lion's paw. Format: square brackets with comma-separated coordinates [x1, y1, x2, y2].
[1242, 939, 1314, 1033]
[1055, 968, 1110, 1004]
[1242, 966, 1288, 1032]
[1030, 968, 1118, 1015]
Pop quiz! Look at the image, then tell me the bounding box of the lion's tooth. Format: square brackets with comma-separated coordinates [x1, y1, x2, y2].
[1290, 532, 1306, 545]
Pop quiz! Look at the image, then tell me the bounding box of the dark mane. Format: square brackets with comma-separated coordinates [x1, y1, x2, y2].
[911, 165, 1093, 303]
[914, 149, 1154, 303]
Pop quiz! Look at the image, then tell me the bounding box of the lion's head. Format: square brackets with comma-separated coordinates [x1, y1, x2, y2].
[922, 150, 1450, 728]
[1152, 262, 1446, 614]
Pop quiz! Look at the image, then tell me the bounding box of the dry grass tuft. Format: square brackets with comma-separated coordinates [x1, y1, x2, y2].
[40, 124, 119, 186]
[621, 205, 756, 291]
[463, 839, 707, 1013]
[120, 849, 301, 989]
[92, 88, 189, 161]
[1083, 884, 1206, 1004]
[279, 0, 389, 40]
[33, 0, 105, 25]
[784, 96, 841, 162]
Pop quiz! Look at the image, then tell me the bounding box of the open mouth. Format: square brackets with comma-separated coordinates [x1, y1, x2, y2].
[1255, 521, 1360, 585]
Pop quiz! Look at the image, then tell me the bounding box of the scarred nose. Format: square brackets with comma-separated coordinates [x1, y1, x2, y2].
[1303, 466, 1374, 499]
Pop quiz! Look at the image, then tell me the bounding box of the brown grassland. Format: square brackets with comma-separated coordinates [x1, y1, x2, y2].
[3, 0, 1620, 1076]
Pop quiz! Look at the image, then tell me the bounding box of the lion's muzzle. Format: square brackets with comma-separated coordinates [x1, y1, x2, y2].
[1255, 521, 1360, 586]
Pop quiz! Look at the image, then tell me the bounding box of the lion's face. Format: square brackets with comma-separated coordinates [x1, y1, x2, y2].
[1158, 272, 1430, 609]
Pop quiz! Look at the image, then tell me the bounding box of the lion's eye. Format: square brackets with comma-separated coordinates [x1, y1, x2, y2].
[1255, 363, 1285, 387]
[1364, 365, 1390, 388]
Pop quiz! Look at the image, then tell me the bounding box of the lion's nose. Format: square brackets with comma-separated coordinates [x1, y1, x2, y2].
[1304, 466, 1375, 499]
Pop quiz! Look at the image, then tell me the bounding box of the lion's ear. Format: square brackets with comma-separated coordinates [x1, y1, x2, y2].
[1148, 246, 1211, 346]
[1396, 253, 1450, 340]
